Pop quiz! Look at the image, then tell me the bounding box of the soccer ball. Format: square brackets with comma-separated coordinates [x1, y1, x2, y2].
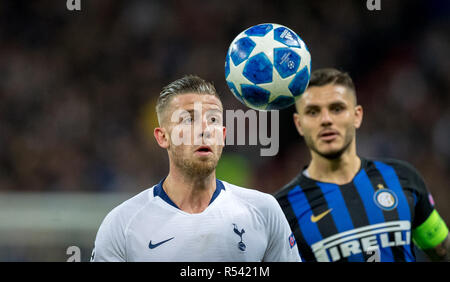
[225, 23, 311, 110]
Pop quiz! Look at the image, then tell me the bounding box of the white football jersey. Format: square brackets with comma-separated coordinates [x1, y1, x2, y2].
[91, 179, 300, 262]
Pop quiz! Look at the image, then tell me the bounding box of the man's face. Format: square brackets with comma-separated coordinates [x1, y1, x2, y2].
[155, 93, 225, 177]
[293, 84, 363, 159]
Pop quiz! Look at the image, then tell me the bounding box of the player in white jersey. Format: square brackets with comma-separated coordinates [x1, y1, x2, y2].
[91, 75, 300, 262]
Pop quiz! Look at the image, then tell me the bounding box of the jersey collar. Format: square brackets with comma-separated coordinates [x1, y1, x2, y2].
[153, 177, 225, 210]
[300, 157, 368, 185]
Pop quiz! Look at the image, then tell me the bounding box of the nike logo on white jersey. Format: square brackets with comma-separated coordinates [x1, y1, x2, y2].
[148, 237, 175, 249]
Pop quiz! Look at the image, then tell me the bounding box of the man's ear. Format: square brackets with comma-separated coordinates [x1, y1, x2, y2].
[354, 105, 363, 129]
[154, 127, 169, 149]
[293, 113, 304, 136]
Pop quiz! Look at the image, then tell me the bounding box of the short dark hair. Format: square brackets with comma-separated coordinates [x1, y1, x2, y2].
[156, 75, 221, 125]
[308, 68, 356, 98]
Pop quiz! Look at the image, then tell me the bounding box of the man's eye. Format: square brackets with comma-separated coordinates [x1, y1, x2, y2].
[182, 117, 193, 124]
[306, 110, 318, 116]
[332, 106, 343, 113]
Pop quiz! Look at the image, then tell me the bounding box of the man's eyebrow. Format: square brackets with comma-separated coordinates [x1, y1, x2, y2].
[175, 110, 195, 121]
[304, 100, 347, 107]
[329, 101, 347, 106]
[178, 109, 195, 116]
[303, 104, 320, 110]
[178, 108, 222, 118]
[206, 109, 223, 114]
[183, 108, 222, 114]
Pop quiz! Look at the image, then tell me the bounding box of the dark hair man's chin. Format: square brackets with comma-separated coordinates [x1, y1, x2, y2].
[313, 138, 353, 160]
[316, 149, 345, 160]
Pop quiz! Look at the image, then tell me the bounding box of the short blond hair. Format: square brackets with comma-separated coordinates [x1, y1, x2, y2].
[156, 75, 220, 125]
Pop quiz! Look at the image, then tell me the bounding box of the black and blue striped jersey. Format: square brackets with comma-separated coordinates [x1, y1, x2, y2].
[275, 158, 436, 262]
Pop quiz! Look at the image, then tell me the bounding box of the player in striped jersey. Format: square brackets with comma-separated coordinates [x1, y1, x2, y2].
[275, 68, 449, 262]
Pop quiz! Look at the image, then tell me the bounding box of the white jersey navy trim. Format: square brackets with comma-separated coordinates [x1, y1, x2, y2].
[91, 179, 301, 262]
[153, 178, 225, 209]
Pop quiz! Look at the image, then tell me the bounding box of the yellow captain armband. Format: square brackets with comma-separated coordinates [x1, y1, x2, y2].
[412, 210, 449, 250]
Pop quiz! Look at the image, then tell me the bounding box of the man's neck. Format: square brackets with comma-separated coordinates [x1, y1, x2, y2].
[307, 151, 361, 185]
[163, 169, 217, 214]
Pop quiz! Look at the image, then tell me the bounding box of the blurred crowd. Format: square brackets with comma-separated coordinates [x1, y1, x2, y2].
[0, 0, 448, 218]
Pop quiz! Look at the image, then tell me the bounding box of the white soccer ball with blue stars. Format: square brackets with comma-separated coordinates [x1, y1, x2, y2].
[225, 23, 311, 110]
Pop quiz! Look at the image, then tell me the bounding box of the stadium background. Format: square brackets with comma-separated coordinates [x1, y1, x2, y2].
[0, 0, 448, 261]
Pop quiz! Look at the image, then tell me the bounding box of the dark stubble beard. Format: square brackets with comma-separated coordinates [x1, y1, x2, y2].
[305, 127, 355, 160]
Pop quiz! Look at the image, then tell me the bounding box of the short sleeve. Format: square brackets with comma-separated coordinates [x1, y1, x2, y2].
[91, 209, 127, 262]
[392, 161, 449, 249]
[262, 195, 302, 262]
[403, 163, 435, 229]
[388, 159, 434, 228]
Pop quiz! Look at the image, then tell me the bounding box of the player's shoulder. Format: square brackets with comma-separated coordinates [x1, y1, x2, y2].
[273, 171, 308, 200]
[365, 157, 422, 178]
[100, 186, 154, 228]
[221, 180, 279, 210]
[222, 180, 274, 201]
[365, 157, 428, 191]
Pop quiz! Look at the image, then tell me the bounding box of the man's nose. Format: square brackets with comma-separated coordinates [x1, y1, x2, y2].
[200, 130, 211, 139]
[198, 117, 212, 139]
[320, 110, 333, 126]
